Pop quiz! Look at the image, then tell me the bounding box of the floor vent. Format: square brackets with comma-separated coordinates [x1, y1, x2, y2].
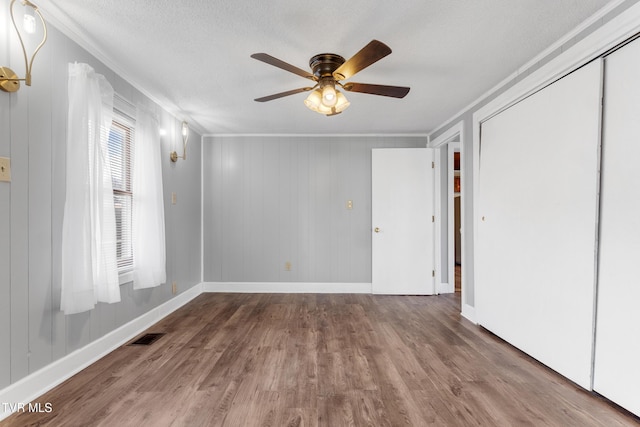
[128, 333, 165, 346]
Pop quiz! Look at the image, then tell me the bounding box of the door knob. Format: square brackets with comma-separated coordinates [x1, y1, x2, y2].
[374, 227, 380, 233]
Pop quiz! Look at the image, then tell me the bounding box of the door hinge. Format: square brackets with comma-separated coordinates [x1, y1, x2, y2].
[432, 270, 435, 277]
[432, 161, 435, 169]
[432, 215, 435, 222]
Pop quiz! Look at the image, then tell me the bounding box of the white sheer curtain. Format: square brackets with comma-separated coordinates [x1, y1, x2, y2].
[132, 107, 166, 289]
[61, 62, 120, 315]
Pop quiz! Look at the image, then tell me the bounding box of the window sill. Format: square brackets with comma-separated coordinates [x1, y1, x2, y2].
[119, 270, 134, 286]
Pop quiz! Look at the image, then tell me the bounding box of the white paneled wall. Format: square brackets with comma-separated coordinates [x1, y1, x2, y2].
[202, 136, 424, 286]
[0, 9, 201, 391]
[0, 0, 12, 389]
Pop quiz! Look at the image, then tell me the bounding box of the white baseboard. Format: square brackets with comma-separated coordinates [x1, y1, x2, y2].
[0, 283, 203, 422]
[203, 282, 372, 294]
[461, 303, 477, 324]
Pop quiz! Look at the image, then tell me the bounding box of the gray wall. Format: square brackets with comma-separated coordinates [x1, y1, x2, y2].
[428, 0, 640, 309]
[203, 135, 425, 284]
[0, 5, 201, 390]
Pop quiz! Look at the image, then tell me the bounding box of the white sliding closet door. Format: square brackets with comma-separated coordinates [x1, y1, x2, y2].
[476, 60, 602, 389]
[594, 38, 640, 417]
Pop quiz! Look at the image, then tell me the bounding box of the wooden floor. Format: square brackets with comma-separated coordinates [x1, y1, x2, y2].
[5, 293, 638, 426]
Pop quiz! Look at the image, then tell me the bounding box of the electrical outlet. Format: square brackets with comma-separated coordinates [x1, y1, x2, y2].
[172, 281, 177, 294]
[346, 200, 353, 210]
[0, 157, 11, 182]
[285, 261, 292, 271]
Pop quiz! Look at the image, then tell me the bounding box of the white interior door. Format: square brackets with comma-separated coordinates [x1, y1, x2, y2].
[372, 148, 435, 295]
[594, 38, 640, 417]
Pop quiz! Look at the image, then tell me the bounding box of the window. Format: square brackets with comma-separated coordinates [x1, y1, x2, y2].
[107, 95, 136, 273]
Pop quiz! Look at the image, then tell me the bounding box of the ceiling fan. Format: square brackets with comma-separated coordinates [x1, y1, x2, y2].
[251, 40, 410, 116]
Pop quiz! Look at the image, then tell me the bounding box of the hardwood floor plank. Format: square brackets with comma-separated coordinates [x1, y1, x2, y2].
[280, 407, 318, 427]
[4, 293, 639, 426]
[342, 348, 377, 391]
[317, 393, 355, 427]
[373, 322, 431, 390]
[364, 349, 432, 426]
[348, 390, 392, 426]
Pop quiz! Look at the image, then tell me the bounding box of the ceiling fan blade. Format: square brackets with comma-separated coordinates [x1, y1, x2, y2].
[254, 87, 314, 102]
[332, 40, 392, 80]
[251, 53, 316, 81]
[342, 82, 410, 98]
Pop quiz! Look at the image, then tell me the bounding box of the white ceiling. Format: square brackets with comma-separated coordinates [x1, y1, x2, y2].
[39, 0, 614, 135]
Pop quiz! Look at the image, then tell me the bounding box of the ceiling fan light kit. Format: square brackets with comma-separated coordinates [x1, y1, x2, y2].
[304, 88, 350, 115]
[251, 40, 409, 116]
[304, 73, 351, 115]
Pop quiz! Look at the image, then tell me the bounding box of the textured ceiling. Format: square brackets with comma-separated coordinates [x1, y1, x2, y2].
[39, 0, 614, 135]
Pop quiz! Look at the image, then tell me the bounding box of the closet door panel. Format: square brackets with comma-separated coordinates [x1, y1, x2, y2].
[476, 60, 602, 389]
[594, 38, 640, 417]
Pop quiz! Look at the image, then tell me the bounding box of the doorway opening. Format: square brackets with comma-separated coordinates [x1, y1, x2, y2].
[430, 121, 464, 311]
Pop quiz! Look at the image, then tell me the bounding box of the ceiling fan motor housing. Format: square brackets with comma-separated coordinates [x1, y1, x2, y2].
[309, 53, 345, 79]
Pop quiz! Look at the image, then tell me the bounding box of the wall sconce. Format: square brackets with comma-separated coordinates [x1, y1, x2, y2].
[170, 121, 189, 162]
[0, 0, 47, 93]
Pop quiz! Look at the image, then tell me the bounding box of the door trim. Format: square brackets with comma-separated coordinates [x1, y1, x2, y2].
[430, 121, 474, 321]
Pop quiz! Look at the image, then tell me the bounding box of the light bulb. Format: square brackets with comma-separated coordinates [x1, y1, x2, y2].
[321, 85, 337, 107]
[23, 11, 36, 34]
[181, 122, 189, 144]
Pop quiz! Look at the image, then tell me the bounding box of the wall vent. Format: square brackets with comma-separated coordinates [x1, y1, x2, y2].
[128, 333, 165, 346]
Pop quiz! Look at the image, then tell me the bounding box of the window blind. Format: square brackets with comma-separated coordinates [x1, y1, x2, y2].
[108, 94, 136, 271]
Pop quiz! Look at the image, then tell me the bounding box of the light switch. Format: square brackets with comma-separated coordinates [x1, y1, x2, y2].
[171, 192, 177, 205]
[0, 157, 11, 182]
